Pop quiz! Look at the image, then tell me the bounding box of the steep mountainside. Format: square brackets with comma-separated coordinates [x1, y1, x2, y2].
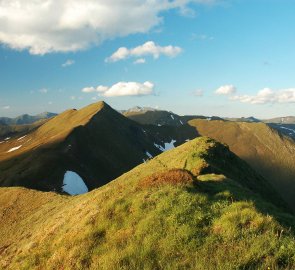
[267, 123, 295, 140]
[0, 102, 197, 193]
[0, 138, 294, 269]
[188, 119, 295, 212]
[0, 112, 57, 125]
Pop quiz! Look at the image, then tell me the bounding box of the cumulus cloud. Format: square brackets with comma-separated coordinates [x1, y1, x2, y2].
[231, 88, 295, 104]
[0, 0, 216, 55]
[215, 85, 237, 95]
[106, 41, 182, 62]
[2, 105, 10, 110]
[62, 59, 75, 67]
[82, 81, 155, 97]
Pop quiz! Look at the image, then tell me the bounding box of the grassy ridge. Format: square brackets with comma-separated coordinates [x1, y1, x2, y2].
[188, 119, 295, 212]
[1, 137, 294, 269]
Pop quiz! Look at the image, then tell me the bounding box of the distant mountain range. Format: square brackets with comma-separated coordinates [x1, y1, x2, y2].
[0, 112, 57, 125]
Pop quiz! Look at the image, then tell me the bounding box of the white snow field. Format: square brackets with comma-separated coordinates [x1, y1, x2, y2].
[62, 171, 89, 195]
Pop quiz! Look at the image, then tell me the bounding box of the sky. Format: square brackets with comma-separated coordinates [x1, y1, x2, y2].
[0, 0, 295, 118]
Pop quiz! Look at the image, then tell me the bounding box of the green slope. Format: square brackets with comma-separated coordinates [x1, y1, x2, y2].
[0, 137, 294, 270]
[188, 119, 295, 212]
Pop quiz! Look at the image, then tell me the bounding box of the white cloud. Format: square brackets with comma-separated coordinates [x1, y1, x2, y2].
[82, 87, 96, 93]
[106, 41, 182, 62]
[215, 85, 237, 95]
[133, 58, 146, 64]
[39, 88, 48, 94]
[62, 59, 75, 67]
[2, 106, 10, 110]
[82, 81, 155, 97]
[0, 0, 216, 55]
[231, 88, 295, 104]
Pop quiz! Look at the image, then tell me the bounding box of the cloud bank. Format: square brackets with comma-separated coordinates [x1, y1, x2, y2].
[231, 88, 295, 104]
[82, 81, 155, 97]
[106, 41, 182, 62]
[215, 84, 295, 104]
[0, 0, 215, 55]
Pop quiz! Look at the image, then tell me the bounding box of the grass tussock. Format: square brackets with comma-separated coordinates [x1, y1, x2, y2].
[139, 169, 194, 188]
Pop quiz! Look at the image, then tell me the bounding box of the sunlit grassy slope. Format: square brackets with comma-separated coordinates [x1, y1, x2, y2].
[1, 137, 295, 269]
[188, 119, 295, 212]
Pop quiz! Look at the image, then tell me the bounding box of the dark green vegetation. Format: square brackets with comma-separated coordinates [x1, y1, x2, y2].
[0, 102, 197, 192]
[0, 112, 57, 125]
[188, 119, 295, 212]
[0, 137, 294, 269]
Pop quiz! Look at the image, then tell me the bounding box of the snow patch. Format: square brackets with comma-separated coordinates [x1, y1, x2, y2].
[170, 114, 174, 120]
[164, 139, 176, 151]
[154, 139, 176, 152]
[145, 151, 153, 159]
[62, 171, 88, 195]
[7, 145, 22, 152]
[154, 143, 165, 152]
[180, 120, 183, 125]
[157, 124, 162, 127]
[0, 141, 4, 144]
[17, 135, 27, 141]
[280, 126, 295, 134]
[185, 139, 190, 142]
[4, 137, 10, 141]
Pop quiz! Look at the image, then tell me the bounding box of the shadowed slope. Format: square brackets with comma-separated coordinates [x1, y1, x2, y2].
[0, 137, 294, 269]
[188, 119, 295, 212]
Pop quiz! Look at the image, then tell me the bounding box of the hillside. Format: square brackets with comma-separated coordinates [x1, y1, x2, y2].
[188, 119, 295, 212]
[0, 102, 197, 193]
[0, 112, 57, 125]
[0, 137, 294, 269]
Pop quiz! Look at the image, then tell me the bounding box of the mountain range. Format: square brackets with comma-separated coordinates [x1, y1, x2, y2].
[0, 112, 57, 125]
[0, 102, 197, 193]
[1, 101, 295, 269]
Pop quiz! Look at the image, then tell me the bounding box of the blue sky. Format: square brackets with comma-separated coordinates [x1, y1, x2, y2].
[0, 0, 295, 118]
